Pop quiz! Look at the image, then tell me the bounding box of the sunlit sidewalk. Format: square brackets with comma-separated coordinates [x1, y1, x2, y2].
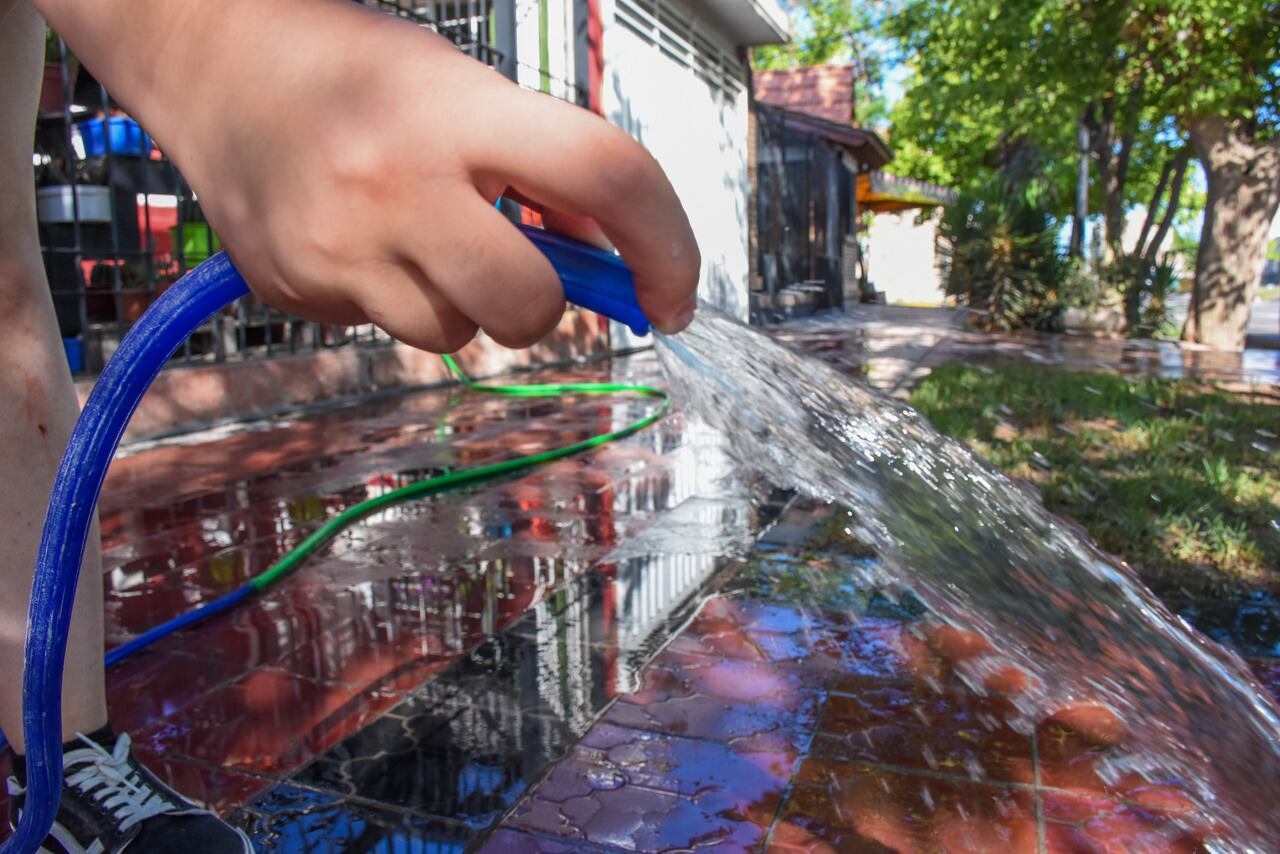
[771, 305, 1280, 397]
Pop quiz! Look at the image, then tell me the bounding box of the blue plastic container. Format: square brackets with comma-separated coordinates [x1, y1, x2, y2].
[61, 338, 83, 373]
[77, 117, 151, 158]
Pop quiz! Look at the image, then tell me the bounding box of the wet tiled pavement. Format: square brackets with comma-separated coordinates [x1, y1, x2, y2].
[3, 344, 1276, 851]
[479, 506, 1244, 852]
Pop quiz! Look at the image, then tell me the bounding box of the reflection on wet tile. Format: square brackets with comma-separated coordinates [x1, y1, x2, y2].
[136, 669, 402, 775]
[233, 784, 474, 852]
[576, 723, 799, 800]
[506, 725, 786, 852]
[506, 556, 738, 684]
[666, 597, 849, 673]
[479, 828, 618, 852]
[296, 680, 573, 828]
[434, 629, 618, 733]
[768, 820, 904, 852]
[132, 749, 273, 813]
[603, 650, 824, 753]
[1041, 791, 1206, 853]
[834, 618, 943, 685]
[105, 651, 246, 734]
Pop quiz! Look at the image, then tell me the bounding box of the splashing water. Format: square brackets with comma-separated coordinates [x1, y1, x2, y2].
[657, 308, 1280, 851]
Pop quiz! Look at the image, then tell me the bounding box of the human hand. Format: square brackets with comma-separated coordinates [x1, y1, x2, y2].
[41, 0, 700, 350]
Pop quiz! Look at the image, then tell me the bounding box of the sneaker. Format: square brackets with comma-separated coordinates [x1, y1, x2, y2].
[7, 730, 253, 853]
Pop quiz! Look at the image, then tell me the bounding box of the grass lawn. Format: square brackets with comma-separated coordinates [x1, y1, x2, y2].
[910, 363, 1280, 601]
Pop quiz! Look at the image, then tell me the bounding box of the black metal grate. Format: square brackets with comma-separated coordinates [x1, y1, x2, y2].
[35, 1, 508, 374]
[753, 103, 858, 319]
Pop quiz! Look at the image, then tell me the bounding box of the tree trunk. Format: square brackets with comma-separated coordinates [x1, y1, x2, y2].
[1182, 116, 1280, 351]
[1124, 148, 1190, 332]
[1141, 149, 1190, 274]
[1089, 95, 1125, 261]
[1107, 85, 1141, 259]
[1070, 112, 1090, 258]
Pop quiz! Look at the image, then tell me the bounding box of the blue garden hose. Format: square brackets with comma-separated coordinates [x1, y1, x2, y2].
[3, 229, 652, 854]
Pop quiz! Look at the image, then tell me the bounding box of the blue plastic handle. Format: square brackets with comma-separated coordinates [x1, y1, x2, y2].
[518, 225, 651, 336]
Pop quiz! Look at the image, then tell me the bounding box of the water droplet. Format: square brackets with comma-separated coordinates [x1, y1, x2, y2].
[920, 744, 938, 770]
[585, 767, 626, 791]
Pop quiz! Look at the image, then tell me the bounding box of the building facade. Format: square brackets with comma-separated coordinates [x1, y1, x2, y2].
[597, 0, 789, 345]
[750, 65, 891, 321]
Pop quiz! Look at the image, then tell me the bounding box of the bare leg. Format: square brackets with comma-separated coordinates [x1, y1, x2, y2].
[0, 0, 107, 753]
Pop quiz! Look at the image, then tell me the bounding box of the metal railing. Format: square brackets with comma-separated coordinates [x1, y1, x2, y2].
[35, 1, 519, 375]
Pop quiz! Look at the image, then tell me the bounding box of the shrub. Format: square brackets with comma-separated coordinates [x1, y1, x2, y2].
[938, 180, 1066, 331]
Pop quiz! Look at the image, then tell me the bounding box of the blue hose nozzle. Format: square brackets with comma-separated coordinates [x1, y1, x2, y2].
[518, 225, 651, 337]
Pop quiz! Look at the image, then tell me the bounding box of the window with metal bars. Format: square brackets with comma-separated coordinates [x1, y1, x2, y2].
[32, 1, 508, 375]
[613, 0, 746, 102]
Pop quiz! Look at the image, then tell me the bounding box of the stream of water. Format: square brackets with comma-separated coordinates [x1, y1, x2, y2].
[657, 308, 1280, 852]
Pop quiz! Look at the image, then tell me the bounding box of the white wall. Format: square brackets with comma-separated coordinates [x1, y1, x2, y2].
[865, 210, 946, 305]
[514, 0, 579, 101]
[601, 0, 752, 345]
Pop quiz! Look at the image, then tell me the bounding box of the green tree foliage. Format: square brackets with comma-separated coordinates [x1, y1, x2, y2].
[760, 0, 1277, 347]
[887, 0, 1180, 221]
[888, 0, 1280, 348]
[1132, 0, 1280, 349]
[753, 1, 891, 127]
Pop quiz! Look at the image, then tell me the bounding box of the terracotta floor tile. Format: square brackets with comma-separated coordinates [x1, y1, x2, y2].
[766, 819, 899, 853]
[425, 627, 619, 734]
[1040, 788, 1205, 846]
[834, 619, 945, 686]
[105, 650, 247, 734]
[668, 598, 849, 672]
[810, 685, 1032, 783]
[264, 608, 451, 689]
[297, 698, 572, 829]
[777, 759, 1039, 854]
[575, 722, 798, 806]
[478, 828, 623, 852]
[1044, 808, 1206, 854]
[138, 583, 342, 668]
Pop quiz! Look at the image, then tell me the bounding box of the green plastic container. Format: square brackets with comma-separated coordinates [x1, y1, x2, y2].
[170, 224, 220, 266]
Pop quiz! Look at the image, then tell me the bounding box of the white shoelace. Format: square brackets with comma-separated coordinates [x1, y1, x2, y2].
[61, 733, 175, 832]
